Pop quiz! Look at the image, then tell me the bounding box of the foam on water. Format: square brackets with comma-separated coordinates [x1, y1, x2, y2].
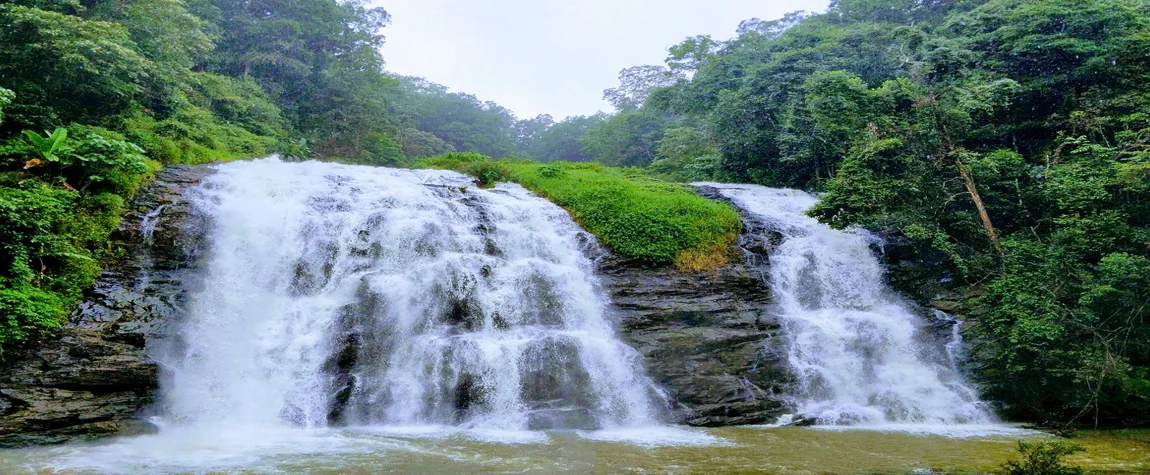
[21, 428, 405, 475]
[353, 425, 553, 444]
[575, 426, 731, 447]
[809, 424, 1039, 439]
[697, 183, 996, 431]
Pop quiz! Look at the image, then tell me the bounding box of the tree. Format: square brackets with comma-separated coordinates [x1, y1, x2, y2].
[387, 77, 518, 158]
[648, 127, 721, 181]
[200, 0, 393, 150]
[603, 65, 682, 111]
[0, 5, 152, 130]
[88, 0, 213, 70]
[513, 114, 554, 154]
[582, 109, 673, 167]
[0, 88, 14, 126]
[666, 35, 720, 74]
[521, 114, 605, 163]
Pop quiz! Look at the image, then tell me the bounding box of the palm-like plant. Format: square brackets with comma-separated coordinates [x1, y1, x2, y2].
[22, 127, 68, 168]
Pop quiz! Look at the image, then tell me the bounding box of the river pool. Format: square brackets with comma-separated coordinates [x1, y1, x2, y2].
[1, 425, 1147, 474]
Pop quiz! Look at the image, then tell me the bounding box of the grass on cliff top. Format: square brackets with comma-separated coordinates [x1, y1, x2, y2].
[417, 153, 742, 272]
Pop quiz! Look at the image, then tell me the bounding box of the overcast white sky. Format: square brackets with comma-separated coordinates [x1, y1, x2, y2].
[374, 0, 830, 120]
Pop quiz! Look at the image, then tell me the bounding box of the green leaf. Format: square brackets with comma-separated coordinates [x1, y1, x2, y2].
[22, 130, 46, 150]
[45, 127, 67, 155]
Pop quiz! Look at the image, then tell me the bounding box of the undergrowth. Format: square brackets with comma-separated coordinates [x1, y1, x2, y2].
[1000, 441, 1085, 475]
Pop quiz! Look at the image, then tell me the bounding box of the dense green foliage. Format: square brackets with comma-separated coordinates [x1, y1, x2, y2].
[547, 0, 1150, 427]
[0, 0, 277, 353]
[418, 153, 742, 270]
[515, 114, 605, 163]
[0, 123, 158, 353]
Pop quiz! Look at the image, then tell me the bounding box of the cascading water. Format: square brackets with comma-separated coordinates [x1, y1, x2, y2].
[155, 158, 664, 435]
[697, 184, 993, 427]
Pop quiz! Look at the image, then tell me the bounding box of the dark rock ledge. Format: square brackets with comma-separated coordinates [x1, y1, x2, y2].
[598, 185, 794, 427]
[0, 166, 213, 447]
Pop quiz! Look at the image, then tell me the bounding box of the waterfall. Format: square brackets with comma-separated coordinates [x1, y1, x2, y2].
[697, 184, 992, 427]
[155, 159, 663, 434]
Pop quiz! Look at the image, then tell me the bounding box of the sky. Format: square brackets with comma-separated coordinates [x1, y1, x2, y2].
[374, 0, 830, 120]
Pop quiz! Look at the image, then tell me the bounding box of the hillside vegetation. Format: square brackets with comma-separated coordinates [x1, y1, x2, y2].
[419, 153, 742, 271]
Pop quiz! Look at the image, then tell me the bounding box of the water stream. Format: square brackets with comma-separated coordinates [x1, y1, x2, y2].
[158, 159, 673, 436]
[5, 427, 1147, 475]
[697, 184, 992, 427]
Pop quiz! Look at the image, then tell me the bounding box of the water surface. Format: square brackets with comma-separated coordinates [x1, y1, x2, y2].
[2, 426, 1147, 474]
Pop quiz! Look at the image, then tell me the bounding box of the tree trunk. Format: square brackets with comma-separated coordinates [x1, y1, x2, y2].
[955, 158, 1005, 257]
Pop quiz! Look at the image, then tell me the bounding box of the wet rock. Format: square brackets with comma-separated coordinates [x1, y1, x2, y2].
[594, 185, 794, 427]
[0, 165, 214, 447]
[599, 188, 795, 426]
[600, 259, 793, 426]
[789, 416, 818, 427]
[871, 230, 959, 306]
[526, 404, 596, 431]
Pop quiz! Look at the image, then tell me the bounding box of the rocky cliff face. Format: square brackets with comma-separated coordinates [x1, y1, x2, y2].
[0, 166, 212, 447]
[599, 259, 791, 426]
[598, 186, 793, 427]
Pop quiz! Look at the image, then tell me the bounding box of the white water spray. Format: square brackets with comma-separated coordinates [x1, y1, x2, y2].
[698, 184, 992, 426]
[155, 159, 663, 434]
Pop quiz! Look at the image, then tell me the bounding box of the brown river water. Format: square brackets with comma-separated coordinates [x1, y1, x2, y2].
[0, 425, 1146, 474]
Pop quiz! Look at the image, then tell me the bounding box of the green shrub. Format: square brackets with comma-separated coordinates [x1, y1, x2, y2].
[63, 126, 152, 193]
[185, 73, 285, 139]
[1000, 441, 1085, 475]
[0, 176, 81, 352]
[0, 125, 156, 356]
[2, 126, 157, 194]
[538, 165, 565, 178]
[462, 160, 512, 188]
[417, 154, 742, 270]
[362, 133, 406, 166]
[417, 151, 492, 169]
[22, 127, 67, 162]
[277, 137, 312, 161]
[0, 285, 63, 348]
[419, 152, 512, 188]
